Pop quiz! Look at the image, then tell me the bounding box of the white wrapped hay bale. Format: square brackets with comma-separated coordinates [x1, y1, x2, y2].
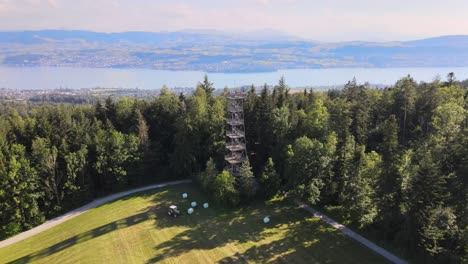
[263, 217, 270, 223]
[191, 201, 197, 207]
[203, 203, 209, 208]
[182, 193, 188, 199]
[187, 208, 194, 214]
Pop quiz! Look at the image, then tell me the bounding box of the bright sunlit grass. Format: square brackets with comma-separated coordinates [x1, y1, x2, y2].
[0, 184, 390, 264]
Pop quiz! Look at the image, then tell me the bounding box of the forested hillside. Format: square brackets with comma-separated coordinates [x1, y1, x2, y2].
[0, 74, 466, 263]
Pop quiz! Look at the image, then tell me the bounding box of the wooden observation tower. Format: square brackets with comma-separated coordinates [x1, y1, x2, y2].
[225, 91, 247, 175]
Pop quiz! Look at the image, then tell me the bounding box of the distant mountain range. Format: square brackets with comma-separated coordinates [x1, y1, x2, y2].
[0, 30, 467, 72]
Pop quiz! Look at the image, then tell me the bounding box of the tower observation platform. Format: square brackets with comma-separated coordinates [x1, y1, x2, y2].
[225, 91, 247, 175]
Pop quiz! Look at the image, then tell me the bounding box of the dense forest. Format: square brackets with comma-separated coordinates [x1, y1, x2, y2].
[0, 74, 466, 263]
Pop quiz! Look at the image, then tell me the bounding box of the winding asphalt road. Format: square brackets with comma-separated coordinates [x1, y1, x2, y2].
[0, 179, 192, 249]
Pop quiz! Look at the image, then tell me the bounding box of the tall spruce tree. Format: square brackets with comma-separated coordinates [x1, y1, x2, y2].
[260, 157, 281, 198]
[237, 160, 258, 201]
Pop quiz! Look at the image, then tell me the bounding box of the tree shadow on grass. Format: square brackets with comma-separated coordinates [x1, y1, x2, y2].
[8, 210, 155, 264]
[5, 184, 192, 264]
[217, 214, 392, 264]
[217, 220, 338, 264]
[145, 194, 333, 263]
[143, 187, 285, 263]
[146, 208, 273, 263]
[145, 188, 390, 264]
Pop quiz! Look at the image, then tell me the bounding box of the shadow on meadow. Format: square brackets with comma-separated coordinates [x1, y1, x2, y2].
[217, 220, 349, 264]
[144, 188, 281, 262]
[7, 210, 155, 264]
[144, 186, 388, 264]
[6, 184, 387, 264]
[216, 210, 390, 264]
[5, 186, 189, 264]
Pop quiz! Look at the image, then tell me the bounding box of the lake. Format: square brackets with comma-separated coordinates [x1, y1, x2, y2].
[0, 66, 467, 90]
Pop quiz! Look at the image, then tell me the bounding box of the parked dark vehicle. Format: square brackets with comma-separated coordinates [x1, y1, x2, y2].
[168, 205, 181, 218]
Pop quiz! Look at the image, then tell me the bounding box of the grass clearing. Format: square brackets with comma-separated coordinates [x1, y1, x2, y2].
[0, 184, 391, 263]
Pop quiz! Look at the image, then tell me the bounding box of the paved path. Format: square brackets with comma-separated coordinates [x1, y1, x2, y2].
[295, 200, 407, 264]
[0, 179, 192, 249]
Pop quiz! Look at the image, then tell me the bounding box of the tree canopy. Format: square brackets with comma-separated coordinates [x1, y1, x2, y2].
[0, 74, 466, 263]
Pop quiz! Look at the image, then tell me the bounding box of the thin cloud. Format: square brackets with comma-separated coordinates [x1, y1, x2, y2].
[47, 0, 57, 7]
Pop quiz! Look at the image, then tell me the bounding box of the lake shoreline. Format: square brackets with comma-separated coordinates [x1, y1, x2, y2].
[0, 66, 467, 90]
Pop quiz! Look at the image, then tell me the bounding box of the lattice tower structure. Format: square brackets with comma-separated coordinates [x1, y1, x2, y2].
[225, 91, 247, 175]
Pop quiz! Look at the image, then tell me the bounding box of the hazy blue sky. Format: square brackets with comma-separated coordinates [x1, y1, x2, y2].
[0, 0, 467, 41]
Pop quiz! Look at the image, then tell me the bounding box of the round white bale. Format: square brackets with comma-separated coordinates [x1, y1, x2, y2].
[187, 208, 194, 214]
[263, 217, 270, 223]
[203, 203, 209, 208]
[191, 201, 197, 207]
[182, 193, 188, 199]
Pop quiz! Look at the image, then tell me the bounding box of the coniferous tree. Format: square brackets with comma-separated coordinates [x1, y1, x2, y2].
[199, 158, 217, 192]
[274, 76, 289, 108]
[237, 160, 258, 201]
[393, 75, 417, 143]
[260, 157, 281, 198]
[31, 137, 61, 209]
[377, 114, 402, 236]
[104, 97, 118, 127]
[253, 84, 274, 167]
[146, 87, 181, 171]
[341, 147, 381, 227]
[198, 75, 215, 96]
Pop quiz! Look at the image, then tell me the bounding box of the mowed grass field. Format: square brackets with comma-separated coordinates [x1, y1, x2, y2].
[0, 184, 390, 264]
